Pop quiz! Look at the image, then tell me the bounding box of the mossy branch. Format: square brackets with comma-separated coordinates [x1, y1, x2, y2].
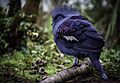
[40, 59, 93, 83]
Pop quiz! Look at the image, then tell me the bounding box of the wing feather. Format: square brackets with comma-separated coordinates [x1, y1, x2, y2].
[54, 17, 105, 54]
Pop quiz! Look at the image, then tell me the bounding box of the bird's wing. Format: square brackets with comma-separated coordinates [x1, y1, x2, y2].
[56, 18, 105, 50]
[56, 18, 91, 42]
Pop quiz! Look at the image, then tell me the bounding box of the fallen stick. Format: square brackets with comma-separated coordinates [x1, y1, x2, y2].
[39, 59, 93, 83]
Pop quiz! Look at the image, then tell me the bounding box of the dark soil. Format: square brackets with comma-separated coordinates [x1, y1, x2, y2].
[0, 74, 36, 83]
[66, 73, 120, 83]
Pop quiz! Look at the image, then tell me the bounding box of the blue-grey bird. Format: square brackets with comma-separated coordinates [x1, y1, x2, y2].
[51, 5, 108, 80]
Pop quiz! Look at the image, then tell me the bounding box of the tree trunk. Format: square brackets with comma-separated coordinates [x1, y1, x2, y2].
[39, 59, 93, 83]
[21, 0, 41, 23]
[8, 0, 41, 50]
[116, 2, 120, 45]
[7, 0, 21, 17]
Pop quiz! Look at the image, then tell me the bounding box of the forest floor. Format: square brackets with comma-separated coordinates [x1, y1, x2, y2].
[0, 43, 120, 83]
[0, 72, 120, 83]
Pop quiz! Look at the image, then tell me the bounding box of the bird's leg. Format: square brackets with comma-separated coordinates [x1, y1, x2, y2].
[89, 56, 108, 80]
[71, 57, 81, 67]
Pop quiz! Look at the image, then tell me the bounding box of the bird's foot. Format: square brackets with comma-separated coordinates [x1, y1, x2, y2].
[67, 57, 81, 69]
[101, 73, 108, 80]
[70, 57, 81, 68]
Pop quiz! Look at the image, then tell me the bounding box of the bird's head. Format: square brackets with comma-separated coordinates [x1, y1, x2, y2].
[51, 5, 80, 23]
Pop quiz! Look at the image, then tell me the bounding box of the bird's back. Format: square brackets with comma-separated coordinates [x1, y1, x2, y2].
[53, 16, 105, 57]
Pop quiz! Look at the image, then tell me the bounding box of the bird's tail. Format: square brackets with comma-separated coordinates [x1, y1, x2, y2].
[89, 54, 108, 80]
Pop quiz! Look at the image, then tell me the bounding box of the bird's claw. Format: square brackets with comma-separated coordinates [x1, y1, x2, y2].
[101, 73, 108, 80]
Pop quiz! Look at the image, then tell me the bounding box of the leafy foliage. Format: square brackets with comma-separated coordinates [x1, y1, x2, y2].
[0, 16, 73, 81]
[0, 15, 46, 54]
[0, 40, 73, 82]
[0, 17, 14, 54]
[101, 49, 120, 77]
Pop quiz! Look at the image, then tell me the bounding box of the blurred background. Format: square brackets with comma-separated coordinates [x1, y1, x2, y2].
[0, 0, 120, 83]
